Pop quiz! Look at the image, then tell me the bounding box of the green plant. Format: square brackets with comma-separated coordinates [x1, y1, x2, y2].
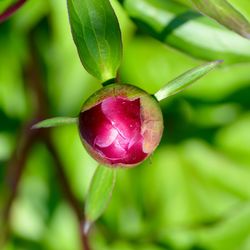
[1, 0, 250, 249]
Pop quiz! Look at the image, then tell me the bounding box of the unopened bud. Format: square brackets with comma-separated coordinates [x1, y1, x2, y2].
[79, 84, 163, 167]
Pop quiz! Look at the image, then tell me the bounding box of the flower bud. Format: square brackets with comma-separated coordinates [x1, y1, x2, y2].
[78, 84, 163, 167]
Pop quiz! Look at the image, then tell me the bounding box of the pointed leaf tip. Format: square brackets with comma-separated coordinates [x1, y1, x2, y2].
[190, 0, 250, 39]
[154, 60, 223, 102]
[32, 117, 78, 129]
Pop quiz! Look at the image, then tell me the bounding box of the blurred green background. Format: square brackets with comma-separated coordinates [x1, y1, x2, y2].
[0, 0, 250, 249]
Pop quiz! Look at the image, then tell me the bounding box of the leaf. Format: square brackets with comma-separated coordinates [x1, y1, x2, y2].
[85, 165, 116, 223]
[67, 0, 122, 82]
[154, 60, 223, 101]
[190, 0, 250, 39]
[32, 117, 78, 129]
[121, 0, 250, 64]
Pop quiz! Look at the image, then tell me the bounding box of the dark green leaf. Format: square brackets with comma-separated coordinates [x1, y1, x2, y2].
[32, 117, 78, 129]
[154, 60, 223, 101]
[67, 0, 122, 82]
[85, 165, 116, 223]
[190, 0, 250, 39]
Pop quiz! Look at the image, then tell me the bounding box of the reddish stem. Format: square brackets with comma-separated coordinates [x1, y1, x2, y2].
[45, 136, 92, 250]
[1, 28, 92, 250]
[80, 220, 91, 250]
[0, 0, 27, 23]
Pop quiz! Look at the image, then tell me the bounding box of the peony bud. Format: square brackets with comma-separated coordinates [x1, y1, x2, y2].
[78, 84, 163, 167]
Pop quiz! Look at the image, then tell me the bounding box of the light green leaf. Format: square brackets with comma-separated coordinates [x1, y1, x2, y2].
[121, 0, 250, 64]
[32, 117, 78, 129]
[154, 60, 223, 101]
[85, 165, 116, 223]
[190, 0, 250, 39]
[67, 0, 122, 82]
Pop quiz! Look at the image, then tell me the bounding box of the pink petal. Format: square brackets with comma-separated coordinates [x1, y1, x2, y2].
[101, 97, 141, 140]
[96, 134, 127, 160]
[79, 97, 148, 165]
[95, 125, 118, 148]
[79, 103, 111, 148]
[125, 136, 147, 164]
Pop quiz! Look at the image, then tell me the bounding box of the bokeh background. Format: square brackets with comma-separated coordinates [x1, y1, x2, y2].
[1, 0, 250, 249]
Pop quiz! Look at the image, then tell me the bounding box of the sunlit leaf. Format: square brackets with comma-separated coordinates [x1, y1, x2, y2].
[67, 0, 122, 82]
[32, 117, 78, 129]
[121, 0, 250, 63]
[154, 60, 223, 101]
[85, 165, 116, 223]
[190, 0, 250, 39]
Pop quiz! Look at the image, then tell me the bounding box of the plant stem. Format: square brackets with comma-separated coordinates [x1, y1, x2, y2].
[0, 121, 40, 247]
[102, 77, 116, 86]
[45, 136, 92, 250]
[2, 24, 91, 250]
[80, 220, 91, 250]
[44, 136, 83, 221]
[4, 123, 38, 218]
[0, 0, 27, 23]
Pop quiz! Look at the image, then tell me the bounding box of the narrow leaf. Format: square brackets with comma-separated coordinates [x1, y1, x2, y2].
[32, 117, 78, 129]
[190, 0, 250, 39]
[85, 165, 116, 223]
[67, 0, 122, 82]
[154, 60, 223, 102]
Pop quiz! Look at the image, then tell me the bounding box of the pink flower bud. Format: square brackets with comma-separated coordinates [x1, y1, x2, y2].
[78, 84, 163, 167]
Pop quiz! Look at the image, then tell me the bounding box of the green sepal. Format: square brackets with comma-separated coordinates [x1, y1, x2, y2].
[85, 165, 116, 223]
[32, 117, 78, 129]
[154, 60, 223, 101]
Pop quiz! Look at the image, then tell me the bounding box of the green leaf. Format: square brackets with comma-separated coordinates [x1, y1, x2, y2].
[121, 0, 250, 64]
[67, 0, 122, 82]
[190, 0, 250, 39]
[32, 117, 78, 129]
[85, 165, 116, 223]
[154, 60, 223, 101]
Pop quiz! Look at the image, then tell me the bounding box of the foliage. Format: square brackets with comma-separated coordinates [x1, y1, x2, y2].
[0, 0, 250, 249]
[67, 0, 122, 82]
